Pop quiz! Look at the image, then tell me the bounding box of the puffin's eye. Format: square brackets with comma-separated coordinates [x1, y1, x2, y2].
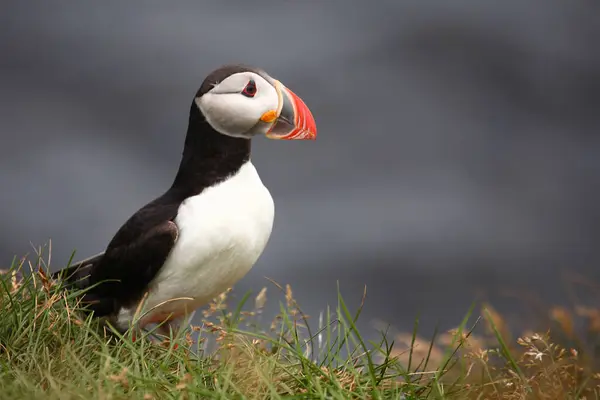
[241, 80, 257, 98]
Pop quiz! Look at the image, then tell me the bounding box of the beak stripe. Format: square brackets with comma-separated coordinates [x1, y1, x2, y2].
[265, 81, 317, 140]
[283, 87, 316, 140]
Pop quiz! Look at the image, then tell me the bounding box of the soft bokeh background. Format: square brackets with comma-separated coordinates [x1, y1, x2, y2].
[2, 1, 599, 336]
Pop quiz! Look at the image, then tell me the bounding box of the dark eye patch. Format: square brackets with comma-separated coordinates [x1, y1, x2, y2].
[241, 80, 257, 98]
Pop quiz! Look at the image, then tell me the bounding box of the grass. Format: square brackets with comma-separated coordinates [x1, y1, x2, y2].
[1, 248, 600, 399]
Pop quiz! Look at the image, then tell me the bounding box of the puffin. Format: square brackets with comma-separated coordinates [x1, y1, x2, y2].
[53, 64, 317, 335]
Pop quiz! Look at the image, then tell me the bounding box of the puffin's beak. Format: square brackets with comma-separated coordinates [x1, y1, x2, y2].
[264, 80, 317, 140]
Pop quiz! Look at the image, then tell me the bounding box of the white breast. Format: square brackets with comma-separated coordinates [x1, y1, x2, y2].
[116, 161, 274, 329]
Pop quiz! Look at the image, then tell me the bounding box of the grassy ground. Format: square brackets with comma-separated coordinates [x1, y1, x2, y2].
[1, 250, 600, 399]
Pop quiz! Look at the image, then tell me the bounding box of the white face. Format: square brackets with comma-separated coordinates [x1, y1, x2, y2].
[195, 71, 279, 139]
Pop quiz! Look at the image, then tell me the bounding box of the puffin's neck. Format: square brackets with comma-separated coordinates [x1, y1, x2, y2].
[171, 104, 251, 197]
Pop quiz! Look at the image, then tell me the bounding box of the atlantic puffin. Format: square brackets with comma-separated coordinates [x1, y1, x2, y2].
[53, 64, 317, 335]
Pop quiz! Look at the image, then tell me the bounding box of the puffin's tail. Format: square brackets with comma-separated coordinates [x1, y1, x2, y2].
[52, 251, 123, 325]
[52, 252, 105, 290]
[51, 251, 125, 332]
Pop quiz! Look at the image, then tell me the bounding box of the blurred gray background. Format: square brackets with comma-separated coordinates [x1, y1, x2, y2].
[1, 1, 599, 336]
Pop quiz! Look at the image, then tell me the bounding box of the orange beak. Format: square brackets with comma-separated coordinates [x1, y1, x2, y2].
[265, 80, 317, 140]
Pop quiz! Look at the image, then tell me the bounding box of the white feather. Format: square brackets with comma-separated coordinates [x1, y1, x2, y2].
[116, 160, 274, 330]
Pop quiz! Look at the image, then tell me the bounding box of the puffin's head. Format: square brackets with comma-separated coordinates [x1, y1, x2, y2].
[194, 64, 317, 140]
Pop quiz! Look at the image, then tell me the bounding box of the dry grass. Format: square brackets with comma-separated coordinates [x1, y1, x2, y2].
[389, 301, 600, 399]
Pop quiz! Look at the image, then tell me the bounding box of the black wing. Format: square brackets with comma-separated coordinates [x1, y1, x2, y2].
[79, 196, 182, 317]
